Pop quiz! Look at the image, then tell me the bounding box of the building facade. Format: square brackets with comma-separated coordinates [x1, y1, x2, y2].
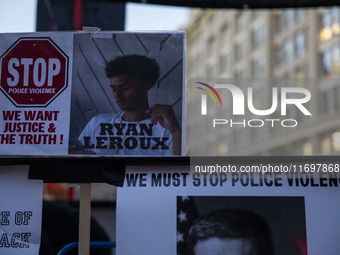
[184, 7, 340, 156]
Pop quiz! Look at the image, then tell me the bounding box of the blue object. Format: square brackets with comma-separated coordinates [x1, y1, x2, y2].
[57, 241, 116, 255]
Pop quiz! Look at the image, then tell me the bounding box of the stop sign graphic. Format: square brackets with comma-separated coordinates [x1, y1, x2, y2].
[0, 37, 68, 107]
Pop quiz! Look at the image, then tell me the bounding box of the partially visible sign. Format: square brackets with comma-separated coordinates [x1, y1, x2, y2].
[0, 165, 43, 255]
[117, 165, 340, 255]
[0, 33, 73, 155]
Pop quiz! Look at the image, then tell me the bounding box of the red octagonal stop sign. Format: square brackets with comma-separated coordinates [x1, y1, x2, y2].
[0, 37, 69, 107]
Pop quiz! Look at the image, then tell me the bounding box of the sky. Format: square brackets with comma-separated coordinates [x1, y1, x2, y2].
[0, 0, 189, 33]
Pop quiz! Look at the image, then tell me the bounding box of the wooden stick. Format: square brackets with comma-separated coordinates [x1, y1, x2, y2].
[78, 183, 91, 255]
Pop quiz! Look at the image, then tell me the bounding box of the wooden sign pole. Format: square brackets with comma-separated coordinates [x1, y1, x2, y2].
[78, 183, 91, 255]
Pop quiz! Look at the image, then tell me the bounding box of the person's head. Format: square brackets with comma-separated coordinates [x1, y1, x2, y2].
[187, 208, 275, 255]
[105, 55, 160, 111]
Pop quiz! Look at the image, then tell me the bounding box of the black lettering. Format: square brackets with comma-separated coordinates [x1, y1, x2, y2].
[125, 174, 139, 187]
[163, 173, 171, 187]
[21, 233, 31, 248]
[192, 173, 200, 187]
[83, 137, 95, 149]
[23, 212, 32, 225]
[329, 172, 338, 187]
[264, 173, 273, 186]
[96, 137, 107, 149]
[114, 123, 126, 135]
[220, 173, 227, 186]
[139, 173, 147, 187]
[100, 123, 113, 135]
[173, 173, 181, 187]
[109, 137, 123, 149]
[15, 211, 23, 225]
[232, 173, 239, 186]
[0, 233, 10, 247]
[209, 173, 219, 186]
[300, 173, 309, 187]
[152, 137, 169, 150]
[310, 174, 319, 187]
[286, 173, 294, 186]
[274, 173, 282, 186]
[126, 124, 138, 135]
[151, 173, 162, 187]
[124, 137, 138, 149]
[139, 123, 153, 136]
[319, 173, 328, 187]
[11, 233, 20, 248]
[140, 137, 151, 149]
[240, 173, 249, 186]
[181, 173, 188, 187]
[0, 211, 10, 225]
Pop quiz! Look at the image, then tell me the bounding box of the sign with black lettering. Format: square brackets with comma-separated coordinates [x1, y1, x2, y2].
[116, 165, 340, 255]
[0, 165, 43, 255]
[0, 31, 185, 157]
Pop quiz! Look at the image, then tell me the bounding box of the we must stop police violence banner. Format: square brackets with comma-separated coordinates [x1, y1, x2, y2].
[117, 165, 340, 255]
[0, 32, 185, 156]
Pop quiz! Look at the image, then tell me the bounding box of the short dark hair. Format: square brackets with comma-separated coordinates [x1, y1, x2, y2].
[105, 54, 160, 86]
[187, 208, 275, 255]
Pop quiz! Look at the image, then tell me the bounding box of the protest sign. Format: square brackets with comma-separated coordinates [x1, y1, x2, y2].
[0, 32, 73, 155]
[0, 31, 185, 156]
[116, 165, 340, 255]
[0, 165, 43, 255]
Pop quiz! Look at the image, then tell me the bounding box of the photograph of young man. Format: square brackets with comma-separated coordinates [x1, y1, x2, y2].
[78, 54, 182, 155]
[186, 208, 275, 255]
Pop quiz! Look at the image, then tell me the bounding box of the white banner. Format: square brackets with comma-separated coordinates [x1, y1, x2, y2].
[117, 165, 340, 255]
[0, 165, 43, 255]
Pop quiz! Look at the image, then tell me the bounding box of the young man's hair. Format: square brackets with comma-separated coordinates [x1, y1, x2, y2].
[187, 208, 275, 255]
[105, 54, 160, 86]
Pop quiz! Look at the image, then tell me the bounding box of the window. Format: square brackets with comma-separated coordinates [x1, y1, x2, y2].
[320, 7, 340, 41]
[295, 69, 304, 88]
[284, 9, 293, 29]
[303, 142, 313, 155]
[207, 65, 217, 78]
[284, 39, 293, 63]
[332, 45, 340, 74]
[253, 10, 261, 20]
[252, 56, 266, 78]
[332, 131, 340, 151]
[219, 54, 230, 73]
[296, 8, 304, 22]
[236, 12, 246, 34]
[235, 41, 247, 62]
[321, 45, 340, 76]
[207, 37, 217, 56]
[274, 45, 284, 67]
[321, 137, 332, 154]
[319, 90, 329, 115]
[322, 49, 332, 75]
[274, 14, 283, 34]
[252, 26, 266, 50]
[295, 31, 304, 57]
[221, 25, 231, 45]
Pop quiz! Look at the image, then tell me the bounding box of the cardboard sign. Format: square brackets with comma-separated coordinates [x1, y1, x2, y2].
[116, 165, 340, 255]
[0, 165, 43, 255]
[0, 31, 185, 157]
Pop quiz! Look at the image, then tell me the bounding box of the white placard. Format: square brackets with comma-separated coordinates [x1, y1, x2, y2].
[0, 165, 43, 255]
[117, 165, 340, 255]
[0, 31, 185, 157]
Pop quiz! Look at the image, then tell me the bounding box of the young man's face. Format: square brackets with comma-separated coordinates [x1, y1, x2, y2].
[194, 237, 254, 255]
[110, 74, 150, 111]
